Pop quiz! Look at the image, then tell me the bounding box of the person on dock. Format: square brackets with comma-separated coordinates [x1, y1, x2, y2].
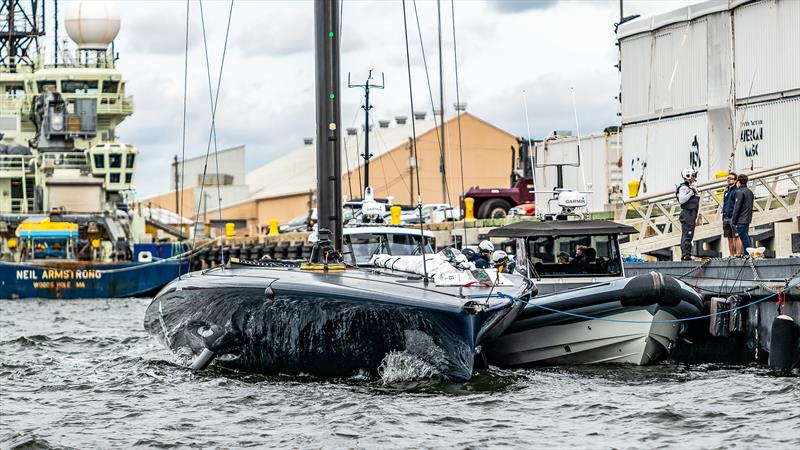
[731, 173, 754, 257]
[722, 172, 738, 257]
[676, 168, 700, 261]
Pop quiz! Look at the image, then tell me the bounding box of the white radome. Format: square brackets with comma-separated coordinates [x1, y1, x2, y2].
[64, 1, 121, 50]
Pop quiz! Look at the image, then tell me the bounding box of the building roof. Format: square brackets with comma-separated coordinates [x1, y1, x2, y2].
[618, 0, 752, 40]
[245, 114, 449, 201]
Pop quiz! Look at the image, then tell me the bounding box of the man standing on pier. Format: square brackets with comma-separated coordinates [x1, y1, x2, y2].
[677, 168, 700, 261]
[722, 172, 738, 257]
[731, 173, 754, 257]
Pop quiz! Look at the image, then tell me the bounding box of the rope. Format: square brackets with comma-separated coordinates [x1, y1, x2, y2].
[190, 0, 234, 270]
[178, 0, 191, 277]
[492, 278, 800, 325]
[450, 0, 467, 245]
[402, 0, 429, 282]
[411, 0, 455, 210]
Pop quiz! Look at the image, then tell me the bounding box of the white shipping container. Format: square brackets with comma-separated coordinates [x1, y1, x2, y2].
[620, 20, 710, 123]
[734, 0, 800, 101]
[734, 97, 800, 173]
[533, 133, 623, 213]
[622, 113, 712, 199]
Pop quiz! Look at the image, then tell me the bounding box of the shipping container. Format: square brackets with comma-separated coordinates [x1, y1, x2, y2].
[622, 113, 713, 199]
[734, 97, 800, 175]
[533, 132, 623, 213]
[619, 0, 800, 121]
[733, 0, 800, 101]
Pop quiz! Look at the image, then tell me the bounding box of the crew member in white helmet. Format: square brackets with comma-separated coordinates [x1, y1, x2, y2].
[467, 240, 494, 269]
[676, 168, 700, 261]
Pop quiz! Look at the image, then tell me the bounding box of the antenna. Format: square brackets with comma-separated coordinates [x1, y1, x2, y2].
[522, 89, 535, 187]
[348, 69, 384, 194]
[570, 87, 587, 191]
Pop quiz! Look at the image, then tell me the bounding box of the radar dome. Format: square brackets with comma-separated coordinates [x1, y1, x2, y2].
[64, 1, 121, 50]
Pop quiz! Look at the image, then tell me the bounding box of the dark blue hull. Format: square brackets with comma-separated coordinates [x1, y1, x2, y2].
[0, 260, 189, 299]
[144, 265, 532, 381]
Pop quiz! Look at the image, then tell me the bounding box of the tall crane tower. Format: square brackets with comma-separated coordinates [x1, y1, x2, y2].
[1, 0, 46, 71]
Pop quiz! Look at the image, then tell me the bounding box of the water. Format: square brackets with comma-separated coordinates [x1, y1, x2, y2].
[1, 299, 798, 449]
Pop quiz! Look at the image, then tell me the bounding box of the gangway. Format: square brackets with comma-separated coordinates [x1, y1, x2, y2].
[618, 162, 800, 257]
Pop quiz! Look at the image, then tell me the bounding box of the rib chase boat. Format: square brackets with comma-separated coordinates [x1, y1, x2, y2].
[144, 2, 534, 382]
[484, 219, 705, 366]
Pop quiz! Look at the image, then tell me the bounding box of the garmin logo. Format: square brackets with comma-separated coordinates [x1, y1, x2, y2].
[563, 198, 584, 205]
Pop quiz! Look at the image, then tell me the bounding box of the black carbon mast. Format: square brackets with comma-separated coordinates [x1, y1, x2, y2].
[314, 0, 343, 249]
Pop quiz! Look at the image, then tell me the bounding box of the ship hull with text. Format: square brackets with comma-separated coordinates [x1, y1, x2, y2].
[0, 259, 188, 299]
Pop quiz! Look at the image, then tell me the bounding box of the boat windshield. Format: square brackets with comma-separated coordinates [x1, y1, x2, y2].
[526, 234, 622, 277]
[345, 233, 434, 265]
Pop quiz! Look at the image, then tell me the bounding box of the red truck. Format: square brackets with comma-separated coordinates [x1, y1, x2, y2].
[464, 138, 535, 218]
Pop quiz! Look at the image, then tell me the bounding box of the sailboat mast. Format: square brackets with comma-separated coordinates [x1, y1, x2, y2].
[314, 0, 343, 248]
[437, 0, 447, 203]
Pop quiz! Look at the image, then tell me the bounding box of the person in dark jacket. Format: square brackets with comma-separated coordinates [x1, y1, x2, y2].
[676, 168, 700, 260]
[730, 173, 754, 256]
[721, 172, 738, 257]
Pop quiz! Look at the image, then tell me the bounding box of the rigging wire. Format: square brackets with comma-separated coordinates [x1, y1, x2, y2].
[189, 0, 235, 271]
[198, 0, 227, 226]
[402, 0, 428, 281]
[450, 0, 467, 244]
[178, 0, 191, 277]
[411, 0, 455, 211]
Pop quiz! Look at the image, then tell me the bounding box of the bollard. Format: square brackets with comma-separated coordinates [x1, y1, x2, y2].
[225, 222, 235, 237]
[390, 206, 401, 225]
[464, 197, 475, 221]
[628, 180, 640, 198]
[715, 171, 728, 201]
[91, 239, 100, 248]
[768, 315, 798, 372]
[268, 219, 279, 235]
[7, 238, 16, 249]
[627, 180, 640, 210]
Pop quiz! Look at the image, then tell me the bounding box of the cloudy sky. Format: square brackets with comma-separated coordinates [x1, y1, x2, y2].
[57, 0, 696, 198]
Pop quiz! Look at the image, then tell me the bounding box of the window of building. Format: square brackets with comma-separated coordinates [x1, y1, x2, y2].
[125, 153, 135, 168]
[110, 173, 120, 183]
[109, 153, 122, 168]
[102, 80, 119, 94]
[125, 173, 132, 184]
[61, 80, 99, 94]
[93, 154, 105, 169]
[36, 80, 57, 93]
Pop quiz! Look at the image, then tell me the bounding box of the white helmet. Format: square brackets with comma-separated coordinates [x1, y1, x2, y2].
[681, 168, 698, 181]
[478, 240, 494, 253]
[491, 250, 509, 265]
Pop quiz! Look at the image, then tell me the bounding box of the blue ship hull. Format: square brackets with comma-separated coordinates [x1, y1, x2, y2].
[0, 260, 189, 299]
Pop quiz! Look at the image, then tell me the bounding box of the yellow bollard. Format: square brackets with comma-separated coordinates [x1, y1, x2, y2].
[715, 171, 729, 201]
[627, 180, 641, 211]
[268, 219, 279, 235]
[390, 206, 401, 225]
[464, 197, 475, 221]
[225, 222, 235, 237]
[628, 180, 640, 198]
[7, 238, 17, 249]
[91, 239, 100, 248]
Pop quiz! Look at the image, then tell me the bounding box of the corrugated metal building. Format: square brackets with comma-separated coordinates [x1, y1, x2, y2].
[618, 0, 800, 198]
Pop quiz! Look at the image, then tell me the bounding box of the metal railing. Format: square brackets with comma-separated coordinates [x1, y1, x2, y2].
[0, 154, 33, 173]
[619, 162, 800, 255]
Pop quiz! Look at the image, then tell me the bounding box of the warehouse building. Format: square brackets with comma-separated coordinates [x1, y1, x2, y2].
[211, 111, 517, 234]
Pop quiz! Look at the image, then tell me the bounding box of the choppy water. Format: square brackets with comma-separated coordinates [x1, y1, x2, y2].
[1, 299, 798, 449]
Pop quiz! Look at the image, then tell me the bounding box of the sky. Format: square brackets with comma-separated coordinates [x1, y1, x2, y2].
[56, 0, 698, 198]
